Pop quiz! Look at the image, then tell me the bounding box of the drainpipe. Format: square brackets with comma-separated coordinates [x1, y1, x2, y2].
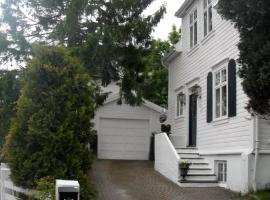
[161, 59, 168, 68]
[253, 115, 259, 192]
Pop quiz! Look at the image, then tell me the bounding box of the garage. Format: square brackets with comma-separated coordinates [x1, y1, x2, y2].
[94, 92, 163, 160]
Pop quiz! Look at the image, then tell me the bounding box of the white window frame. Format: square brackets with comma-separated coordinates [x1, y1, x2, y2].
[213, 66, 228, 120]
[216, 161, 227, 183]
[176, 92, 185, 118]
[203, 0, 213, 37]
[189, 9, 198, 49]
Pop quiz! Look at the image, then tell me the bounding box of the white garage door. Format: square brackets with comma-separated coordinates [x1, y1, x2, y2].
[98, 118, 150, 160]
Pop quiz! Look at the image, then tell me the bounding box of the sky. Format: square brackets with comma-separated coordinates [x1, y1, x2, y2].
[0, 0, 184, 39]
[145, 0, 184, 40]
[0, 0, 185, 69]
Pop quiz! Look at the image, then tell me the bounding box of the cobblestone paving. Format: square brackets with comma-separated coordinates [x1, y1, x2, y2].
[90, 160, 239, 200]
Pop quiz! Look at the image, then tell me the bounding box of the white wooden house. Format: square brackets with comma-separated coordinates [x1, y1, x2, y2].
[155, 0, 270, 193]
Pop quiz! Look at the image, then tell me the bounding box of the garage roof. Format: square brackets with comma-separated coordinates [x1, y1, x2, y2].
[104, 93, 165, 114]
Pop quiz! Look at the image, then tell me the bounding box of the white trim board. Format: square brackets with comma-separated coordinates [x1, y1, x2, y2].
[104, 93, 165, 113]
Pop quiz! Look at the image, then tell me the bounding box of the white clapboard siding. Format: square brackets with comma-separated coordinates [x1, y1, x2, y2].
[98, 118, 150, 160]
[167, 0, 253, 152]
[259, 119, 270, 150]
[94, 90, 162, 160]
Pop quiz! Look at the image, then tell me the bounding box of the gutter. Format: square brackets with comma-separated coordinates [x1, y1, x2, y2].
[161, 53, 171, 68]
[175, 0, 195, 18]
[161, 59, 168, 68]
[253, 115, 259, 192]
[162, 39, 183, 67]
[162, 49, 182, 67]
[175, 0, 219, 18]
[162, 49, 176, 67]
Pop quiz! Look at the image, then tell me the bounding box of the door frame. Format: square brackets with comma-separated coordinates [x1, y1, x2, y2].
[185, 78, 200, 148]
[188, 93, 198, 147]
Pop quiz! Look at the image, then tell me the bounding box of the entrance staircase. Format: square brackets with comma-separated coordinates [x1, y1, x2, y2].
[176, 147, 219, 187]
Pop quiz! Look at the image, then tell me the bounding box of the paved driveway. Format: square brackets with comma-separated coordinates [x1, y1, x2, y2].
[90, 160, 239, 200]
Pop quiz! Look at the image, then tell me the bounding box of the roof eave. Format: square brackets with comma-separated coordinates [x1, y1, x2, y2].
[162, 49, 181, 67]
[104, 93, 166, 113]
[175, 0, 195, 18]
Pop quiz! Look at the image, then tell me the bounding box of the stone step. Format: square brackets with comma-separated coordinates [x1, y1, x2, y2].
[176, 148, 198, 154]
[178, 180, 219, 187]
[188, 168, 213, 174]
[181, 157, 204, 160]
[175, 147, 218, 187]
[189, 162, 209, 168]
[178, 152, 200, 158]
[180, 157, 205, 163]
[183, 174, 217, 181]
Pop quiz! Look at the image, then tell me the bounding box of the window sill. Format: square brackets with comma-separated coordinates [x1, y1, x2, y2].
[212, 117, 229, 126]
[175, 115, 184, 121]
[187, 44, 199, 57]
[201, 30, 216, 46]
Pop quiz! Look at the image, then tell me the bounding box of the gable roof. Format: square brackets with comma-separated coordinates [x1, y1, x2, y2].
[175, 0, 195, 18]
[104, 93, 165, 113]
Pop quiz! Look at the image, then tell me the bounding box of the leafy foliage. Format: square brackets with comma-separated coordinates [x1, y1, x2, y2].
[141, 39, 170, 107]
[0, 0, 166, 105]
[217, 0, 270, 118]
[6, 45, 98, 199]
[0, 70, 21, 149]
[36, 177, 55, 200]
[179, 160, 191, 168]
[168, 25, 181, 45]
[141, 25, 181, 107]
[79, 0, 166, 105]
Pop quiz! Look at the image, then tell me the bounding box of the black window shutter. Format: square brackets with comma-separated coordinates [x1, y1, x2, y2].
[228, 59, 237, 117]
[207, 72, 213, 123]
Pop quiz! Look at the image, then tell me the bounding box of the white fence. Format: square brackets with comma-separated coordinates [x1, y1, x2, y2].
[0, 163, 35, 200]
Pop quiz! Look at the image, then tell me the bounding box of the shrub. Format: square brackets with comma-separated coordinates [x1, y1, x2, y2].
[161, 124, 171, 135]
[179, 161, 191, 168]
[36, 177, 55, 200]
[6, 45, 98, 199]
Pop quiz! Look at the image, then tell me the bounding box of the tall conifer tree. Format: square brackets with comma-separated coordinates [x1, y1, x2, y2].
[217, 0, 270, 118]
[0, 0, 165, 104]
[6, 45, 98, 199]
[0, 70, 21, 149]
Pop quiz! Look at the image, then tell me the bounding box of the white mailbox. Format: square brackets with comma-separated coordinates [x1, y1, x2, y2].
[56, 180, 79, 200]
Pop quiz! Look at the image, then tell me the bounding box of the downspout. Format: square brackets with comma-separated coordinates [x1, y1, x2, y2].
[253, 115, 259, 192]
[161, 60, 168, 68]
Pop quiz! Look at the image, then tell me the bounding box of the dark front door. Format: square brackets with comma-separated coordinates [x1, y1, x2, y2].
[189, 94, 197, 147]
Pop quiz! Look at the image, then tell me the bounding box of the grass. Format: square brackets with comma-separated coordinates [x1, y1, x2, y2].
[242, 191, 270, 200]
[256, 191, 270, 200]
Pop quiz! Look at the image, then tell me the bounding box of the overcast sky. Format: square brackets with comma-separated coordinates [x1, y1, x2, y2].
[0, 0, 184, 69]
[145, 0, 184, 40]
[0, 0, 184, 39]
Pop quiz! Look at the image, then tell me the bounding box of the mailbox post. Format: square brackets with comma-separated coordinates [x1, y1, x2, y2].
[56, 180, 79, 200]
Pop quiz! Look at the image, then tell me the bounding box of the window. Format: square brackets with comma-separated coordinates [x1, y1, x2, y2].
[214, 67, 227, 119]
[203, 0, 213, 37]
[207, 59, 237, 123]
[189, 9, 198, 48]
[176, 93, 185, 117]
[216, 161, 227, 182]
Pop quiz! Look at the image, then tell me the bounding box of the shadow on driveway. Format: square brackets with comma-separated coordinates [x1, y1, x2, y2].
[90, 160, 239, 200]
